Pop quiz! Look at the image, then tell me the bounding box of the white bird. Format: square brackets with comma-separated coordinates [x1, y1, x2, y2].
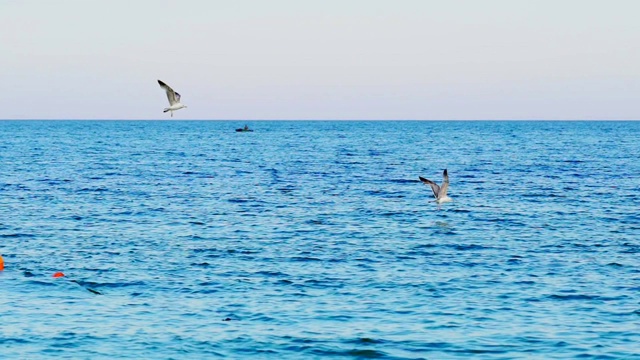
[419, 169, 452, 209]
[157, 80, 187, 117]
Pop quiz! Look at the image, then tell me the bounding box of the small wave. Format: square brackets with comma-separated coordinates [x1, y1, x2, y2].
[191, 262, 211, 267]
[255, 270, 290, 277]
[547, 294, 624, 301]
[290, 256, 323, 262]
[305, 219, 331, 225]
[86, 280, 147, 289]
[0, 338, 33, 345]
[451, 209, 471, 213]
[452, 244, 494, 251]
[521, 193, 565, 198]
[451, 347, 510, 355]
[388, 179, 417, 184]
[345, 338, 385, 345]
[0, 233, 35, 238]
[26, 280, 57, 287]
[607, 262, 624, 267]
[78, 187, 109, 192]
[36, 178, 72, 184]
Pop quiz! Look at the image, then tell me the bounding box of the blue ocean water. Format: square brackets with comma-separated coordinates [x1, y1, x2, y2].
[1, 120, 639, 359]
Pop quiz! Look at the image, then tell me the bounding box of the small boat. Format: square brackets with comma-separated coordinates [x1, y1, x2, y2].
[236, 125, 253, 132]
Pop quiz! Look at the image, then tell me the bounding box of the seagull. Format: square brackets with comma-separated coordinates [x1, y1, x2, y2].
[419, 169, 452, 209]
[157, 80, 187, 117]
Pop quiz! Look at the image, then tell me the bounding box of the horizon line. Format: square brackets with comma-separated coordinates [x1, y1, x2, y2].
[2, 118, 640, 122]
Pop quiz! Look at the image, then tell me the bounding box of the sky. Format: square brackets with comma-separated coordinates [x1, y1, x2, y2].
[1, 0, 639, 120]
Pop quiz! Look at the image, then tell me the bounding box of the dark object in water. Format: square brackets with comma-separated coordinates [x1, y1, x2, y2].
[70, 279, 103, 295]
[236, 125, 253, 132]
[86, 288, 103, 295]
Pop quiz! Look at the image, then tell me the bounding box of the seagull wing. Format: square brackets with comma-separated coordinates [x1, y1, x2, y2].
[158, 80, 178, 105]
[439, 169, 450, 197]
[419, 176, 440, 199]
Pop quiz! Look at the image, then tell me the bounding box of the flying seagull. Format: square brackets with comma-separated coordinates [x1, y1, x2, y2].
[158, 80, 187, 117]
[419, 169, 452, 209]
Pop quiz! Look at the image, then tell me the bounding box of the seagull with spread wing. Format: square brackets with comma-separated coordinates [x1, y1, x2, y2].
[158, 80, 187, 117]
[419, 169, 452, 209]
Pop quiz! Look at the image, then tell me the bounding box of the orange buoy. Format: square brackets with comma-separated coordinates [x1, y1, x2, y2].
[53, 271, 65, 278]
[0, 255, 4, 271]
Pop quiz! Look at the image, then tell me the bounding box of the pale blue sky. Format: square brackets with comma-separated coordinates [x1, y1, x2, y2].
[1, 0, 639, 120]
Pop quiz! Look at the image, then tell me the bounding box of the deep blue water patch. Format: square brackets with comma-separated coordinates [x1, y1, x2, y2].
[1, 120, 640, 359]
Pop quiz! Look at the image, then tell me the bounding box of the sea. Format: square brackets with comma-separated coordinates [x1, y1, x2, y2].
[1, 120, 639, 359]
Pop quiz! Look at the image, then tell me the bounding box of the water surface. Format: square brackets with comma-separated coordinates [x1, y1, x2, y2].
[1, 120, 639, 359]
